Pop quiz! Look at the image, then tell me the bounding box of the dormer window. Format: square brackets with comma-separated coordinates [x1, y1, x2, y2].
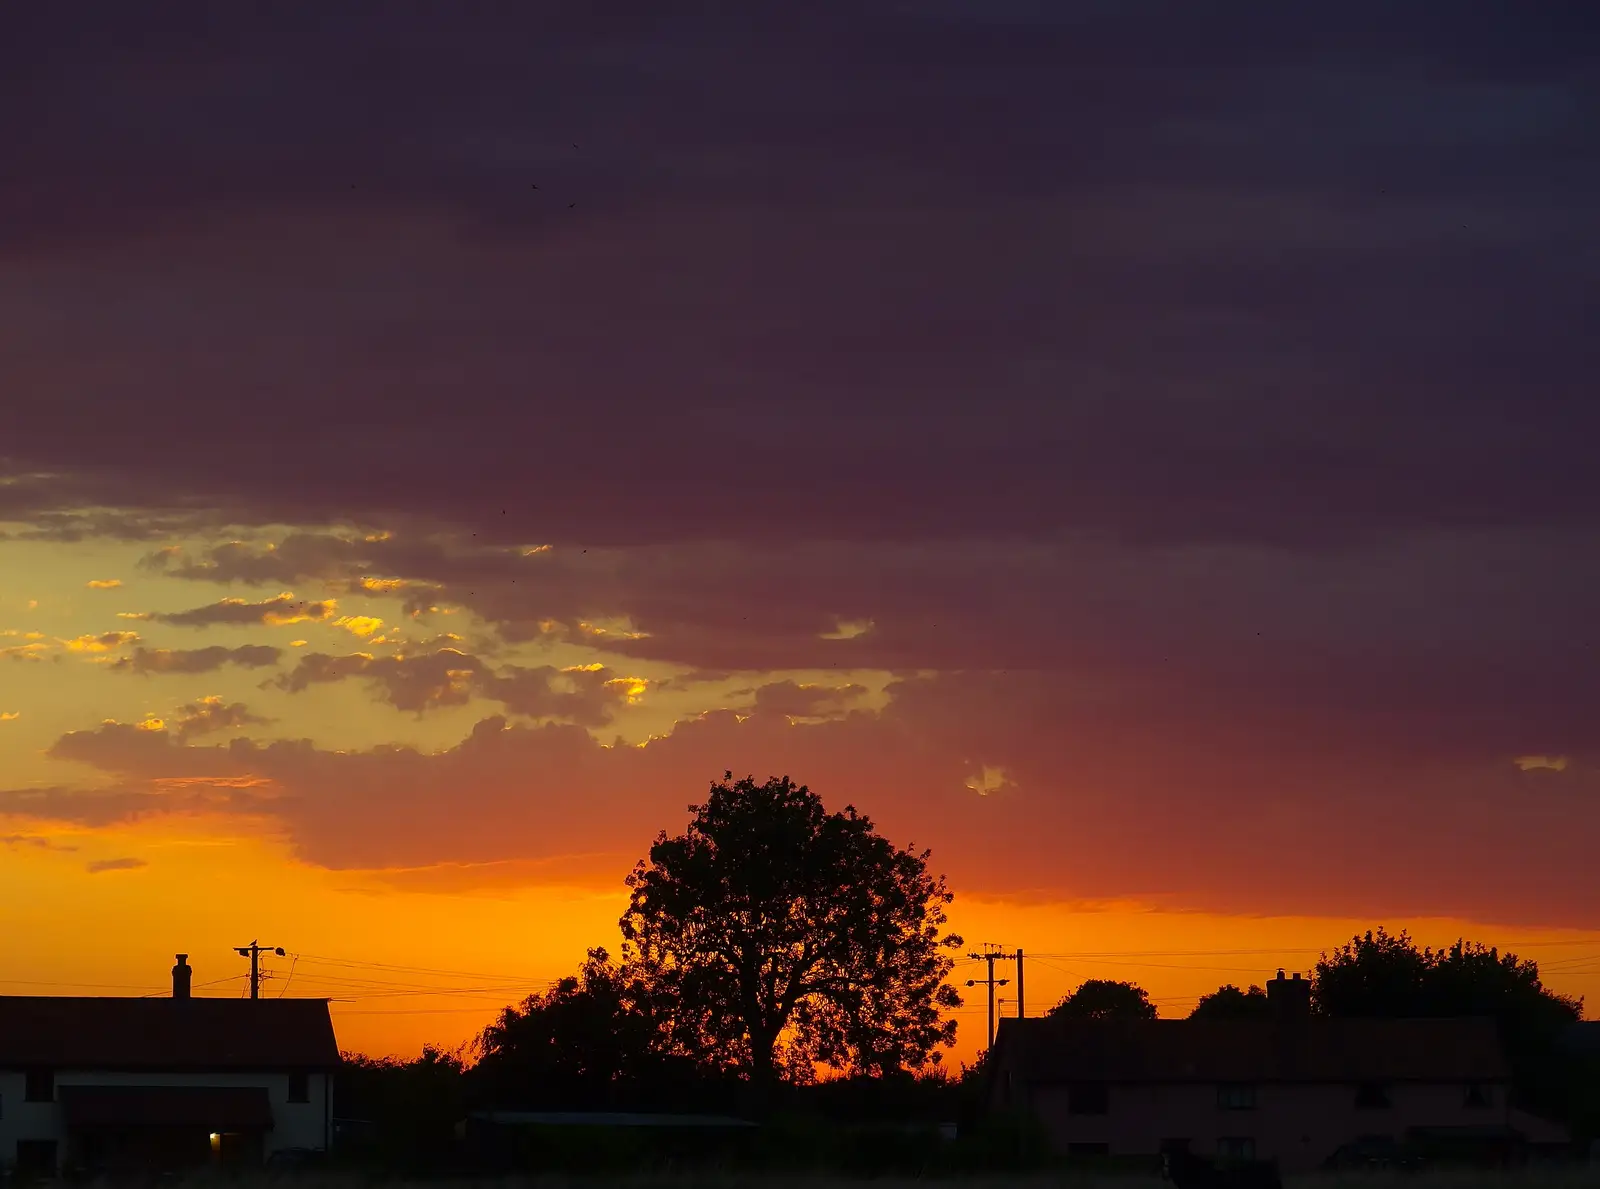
[288, 1071, 310, 1103]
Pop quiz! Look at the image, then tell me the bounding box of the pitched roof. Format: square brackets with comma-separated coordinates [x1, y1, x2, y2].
[0, 997, 339, 1070]
[993, 1015, 1507, 1084]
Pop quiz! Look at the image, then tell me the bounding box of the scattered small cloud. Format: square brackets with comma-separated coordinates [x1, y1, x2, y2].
[86, 857, 148, 875]
[62, 631, 141, 654]
[109, 644, 283, 674]
[820, 618, 874, 641]
[0, 711, 19, 721]
[1514, 754, 1569, 772]
[750, 680, 868, 719]
[150, 593, 337, 629]
[1, 641, 51, 661]
[275, 648, 631, 723]
[85, 579, 123, 589]
[171, 695, 270, 740]
[289, 639, 309, 647]
[964, 763, 1012, 797]
[26, 600, 38, 610]
[335, 614, 384, 637]
[1, 833, 78, 853]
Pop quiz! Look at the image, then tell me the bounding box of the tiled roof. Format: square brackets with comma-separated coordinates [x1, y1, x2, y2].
[994, 1015, 1507, 1084]
[0, 997, 339, 1070]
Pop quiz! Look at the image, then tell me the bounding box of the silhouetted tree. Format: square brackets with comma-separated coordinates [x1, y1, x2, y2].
[473, 947, 693, 1108]
[337, 1045, 466, 1169]
[1047, 979, 1158, 1020]
[1313, 927, 1584, 1119]
[1312, 928, 1582, 1024]
[1189, 983, 1271, 1020]
[1311, 927, 1433, 1017]
[620, 773, 963, 1092]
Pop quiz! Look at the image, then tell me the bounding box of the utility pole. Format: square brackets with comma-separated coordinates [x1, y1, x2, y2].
[1016, 948, 1025, 1018]
[966, 945, 1010, 1051]
[235, 940, 286, 1000]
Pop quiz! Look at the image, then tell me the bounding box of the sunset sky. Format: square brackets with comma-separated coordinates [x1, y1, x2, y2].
[3, 2, 1597, 1063]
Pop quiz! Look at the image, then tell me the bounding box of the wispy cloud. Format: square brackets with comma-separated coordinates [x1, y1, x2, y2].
[86, 857, 148, 875]
[85, 578, 123, 589]
[62, 631, 140, 653]
[109, 645, 282, 674]
[148, 593, 337, 629]
[1514, 754, 1569, 772]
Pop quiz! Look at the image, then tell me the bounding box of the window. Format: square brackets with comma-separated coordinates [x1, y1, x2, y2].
[1355, 1082, 1392, 1110]
[1465, 1082, 1492, 1109]
[24, 1068, 54, 1102]
[1161, 1138, 1192, 1155]
[1067, 1082, 1108, 1115]
[1217, 1137, 1256, 1161]
[1217, 1082, 1257, 1110]
[17, 1140, 57, 1178]
[1067, 1142, 1109, 1156]
[288, 1071, 310, 1103]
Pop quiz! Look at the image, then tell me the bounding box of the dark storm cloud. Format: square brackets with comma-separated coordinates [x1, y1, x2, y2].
[2, 0, 1596, 546]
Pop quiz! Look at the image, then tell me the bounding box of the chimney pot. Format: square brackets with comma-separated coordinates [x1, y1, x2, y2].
[172, 954, 193, 1000]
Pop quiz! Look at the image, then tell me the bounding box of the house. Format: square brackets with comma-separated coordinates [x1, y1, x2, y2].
[986, 970, 1521, 1173]
[0, 954, 339, 1177]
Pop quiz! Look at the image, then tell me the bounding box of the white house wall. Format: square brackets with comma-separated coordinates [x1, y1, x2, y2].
[0, 1069, 331, 1166]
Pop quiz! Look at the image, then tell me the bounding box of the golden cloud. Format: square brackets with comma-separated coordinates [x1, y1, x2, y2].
[964, 764, 1012, 797]
[63, 631, 141, 654]
[335, 615, 385, 637]
[0, 711, 19, 722]
[1513, 755, 1569, 772]
[85, 579, 123, 590]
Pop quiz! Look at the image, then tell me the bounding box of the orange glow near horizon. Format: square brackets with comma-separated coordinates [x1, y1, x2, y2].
[2, 815, 1594, 1066]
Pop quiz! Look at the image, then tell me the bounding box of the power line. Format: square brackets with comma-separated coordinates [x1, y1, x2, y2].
[290, 952, 555, 983]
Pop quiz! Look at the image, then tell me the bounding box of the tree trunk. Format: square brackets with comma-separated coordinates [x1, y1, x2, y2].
[746, 1031, 779, 1119]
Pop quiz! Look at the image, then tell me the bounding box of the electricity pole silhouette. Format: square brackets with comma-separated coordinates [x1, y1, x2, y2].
[235, 940, 286, 1000]
[1015, 947, 1025, 1018]
[967, 945, 1010, 1050]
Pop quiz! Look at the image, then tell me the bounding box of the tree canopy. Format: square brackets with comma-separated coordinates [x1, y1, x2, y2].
[1313, 927, 1582, 1026]
[1313, 927, 1584, 1118]
[620, 773, 963, 1086]
[1047, 978, 1158, 1021]
[1189, 983, 1271, 1020]
[472, 947, 696, 1107]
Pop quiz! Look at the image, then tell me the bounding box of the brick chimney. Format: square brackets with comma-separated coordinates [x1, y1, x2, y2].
[1267, 969, 1310, 1020]
[172, 953, 192, 1000]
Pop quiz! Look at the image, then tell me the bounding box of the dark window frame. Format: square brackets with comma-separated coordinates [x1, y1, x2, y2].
[24, 1068, 54, 1103]
[1066, 1081, 1109, 1115]
[1217, 1136, 1257, 1161]
[287, 1070, 311, 1103]
[1354, 1081, 1392, 1110]
[1217, 1082, 1258, 1110]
